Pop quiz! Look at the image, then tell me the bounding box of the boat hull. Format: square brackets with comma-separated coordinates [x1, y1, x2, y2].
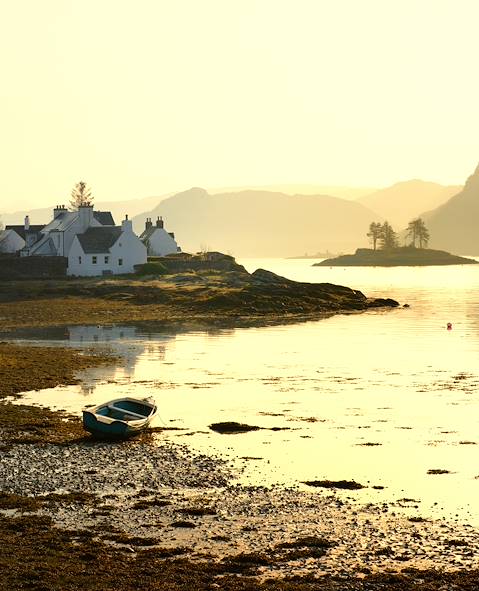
[82, 397, 157, 438]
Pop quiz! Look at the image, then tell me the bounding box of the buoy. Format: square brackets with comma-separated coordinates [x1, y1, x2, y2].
[447, 322, 452, 330]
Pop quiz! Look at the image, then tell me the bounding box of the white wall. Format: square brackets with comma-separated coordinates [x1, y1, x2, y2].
[0, 230, 25, 253]
[145, 227, 179, 256]
[67, 231, 146, 276]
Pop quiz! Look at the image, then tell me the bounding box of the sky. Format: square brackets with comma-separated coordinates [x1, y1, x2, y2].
[1, 0, 479, 213]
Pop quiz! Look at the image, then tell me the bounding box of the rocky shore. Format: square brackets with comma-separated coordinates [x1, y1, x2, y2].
[0, 254, 399, 332]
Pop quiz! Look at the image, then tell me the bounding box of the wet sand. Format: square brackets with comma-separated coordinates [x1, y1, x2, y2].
[1, 345, 479, 588]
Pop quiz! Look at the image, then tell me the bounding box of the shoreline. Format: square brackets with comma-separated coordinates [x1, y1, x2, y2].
[2, 340, 479, 588]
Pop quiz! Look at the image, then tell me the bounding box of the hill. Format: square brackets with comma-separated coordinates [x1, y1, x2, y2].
[132, 188, 381, 257]
[423, 163, 479, 255]
[357, 180, 461, 229]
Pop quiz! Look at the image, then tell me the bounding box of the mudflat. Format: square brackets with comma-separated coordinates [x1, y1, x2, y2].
[5, 267, 478, 589]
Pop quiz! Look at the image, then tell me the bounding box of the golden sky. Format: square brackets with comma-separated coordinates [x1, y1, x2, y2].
[1, 0, 479, 211]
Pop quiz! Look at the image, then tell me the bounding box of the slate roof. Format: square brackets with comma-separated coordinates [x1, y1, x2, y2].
[41, 211, 77, 232]
[5, 225, 45, 240]
[139, 226, 156, 241]
[77, 227, 122, 254]
[93, 211, 115, 226]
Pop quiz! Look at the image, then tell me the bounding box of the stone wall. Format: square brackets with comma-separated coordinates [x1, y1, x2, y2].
[0, 255, 68, 280]
[147, 252, 247, 274]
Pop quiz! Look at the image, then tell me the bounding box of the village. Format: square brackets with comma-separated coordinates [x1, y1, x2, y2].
[0, 182, 181, 277]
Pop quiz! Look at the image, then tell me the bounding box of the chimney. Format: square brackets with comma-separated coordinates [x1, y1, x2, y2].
[53, 204, 67, 219]
[24, 215, 30, 231]
[156, 216, 164, 229]
[145, 217, 153, 230]
[122, 214, 133, 233]
[78, 204, 94, 232]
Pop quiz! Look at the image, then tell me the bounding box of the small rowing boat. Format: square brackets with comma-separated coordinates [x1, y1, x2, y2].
[82, 396, 157, 438]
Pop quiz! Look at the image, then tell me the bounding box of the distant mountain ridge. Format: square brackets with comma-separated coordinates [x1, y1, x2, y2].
[132, 187, 381, 257]
[356, 180, 462, 229]
[1, 194, 171, 227]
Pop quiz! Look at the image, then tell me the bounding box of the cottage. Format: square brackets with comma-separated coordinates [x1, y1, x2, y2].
[4, 217, 45, 253]
[68, 215, 146, 276]
[17, 203, 146, 277]
[21, 205, 115, 257]
[0, 228, 26, 253]
[140, 216, 181, 256]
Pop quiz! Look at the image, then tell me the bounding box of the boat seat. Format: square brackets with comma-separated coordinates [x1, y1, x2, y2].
[108, 404, 147, 420]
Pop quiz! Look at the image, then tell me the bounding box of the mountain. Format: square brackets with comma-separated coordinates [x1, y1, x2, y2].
[423, 163, 479, 255]
[132, 188, 381, 257]
[357, 180, 461, 229]
[1, 194, 170, 227]
[209, 184, 377, 200]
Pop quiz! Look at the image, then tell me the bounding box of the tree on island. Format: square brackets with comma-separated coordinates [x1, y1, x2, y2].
[69, 181, 94, 210]
[406, 218, 430, 248]
[379, 221, 397, 250]
[367, 222, 382, 250]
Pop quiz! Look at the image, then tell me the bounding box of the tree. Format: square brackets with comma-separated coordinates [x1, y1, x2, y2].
[407, 218, 429, 248]
[69, 181, 93, 210]
[379, 221, 397, 250]
[367, 222, 382, 250]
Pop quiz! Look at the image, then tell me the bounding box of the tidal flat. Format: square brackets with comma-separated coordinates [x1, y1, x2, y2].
[2, 337, 479, 588]
[2, 263, 479, 589]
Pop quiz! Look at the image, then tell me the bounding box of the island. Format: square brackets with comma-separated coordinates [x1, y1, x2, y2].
[314, 247, 478, 267]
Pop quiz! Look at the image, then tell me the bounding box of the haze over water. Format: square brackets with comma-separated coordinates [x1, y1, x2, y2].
[12, 259, 479, 525]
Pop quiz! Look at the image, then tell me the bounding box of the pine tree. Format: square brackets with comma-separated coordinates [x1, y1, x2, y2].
[379, 221, 397, 250]
[367, 222, 382, 250]
[69, 181, 93, 210]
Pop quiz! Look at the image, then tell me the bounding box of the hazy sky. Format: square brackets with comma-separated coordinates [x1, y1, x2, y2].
[1, 0, 479, 212]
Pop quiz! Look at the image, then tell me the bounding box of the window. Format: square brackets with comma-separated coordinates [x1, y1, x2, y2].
[78, 256, 82, 264]
[92, 256, 97, 264]
[118, 258, 123, 266]
[104, 256, 109, 264]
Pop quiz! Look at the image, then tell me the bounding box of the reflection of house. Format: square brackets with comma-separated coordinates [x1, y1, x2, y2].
[67, 325, 174, 375]
[140, 217, 181, 256]
[17, 204, 146, 276]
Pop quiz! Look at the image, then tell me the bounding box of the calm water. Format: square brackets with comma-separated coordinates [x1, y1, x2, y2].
[10, 258, 479, 524]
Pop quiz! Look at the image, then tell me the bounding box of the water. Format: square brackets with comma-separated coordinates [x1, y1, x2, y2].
[9, 258, 479, 524]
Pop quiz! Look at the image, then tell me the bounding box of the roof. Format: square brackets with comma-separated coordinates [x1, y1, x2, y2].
[93, 211, 115, 226]
[42, 211, 78, 232]
[76, 227, 122, 254]
[139, 226, 176, 242]
[5, 225, 45, 240]
[139, 227, 156, 241]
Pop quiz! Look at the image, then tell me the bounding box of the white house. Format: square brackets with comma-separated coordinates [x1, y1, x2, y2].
[0, 228, 26, 253]
[3, 219, 46, 253]
[21, 204, 115, 257]
[140, 216, 181, 256]
[17, 204, 146, 277]
[67, 215, 147, 276]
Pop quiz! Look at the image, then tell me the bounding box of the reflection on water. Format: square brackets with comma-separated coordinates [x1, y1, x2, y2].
[9, 259, 479, 525]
